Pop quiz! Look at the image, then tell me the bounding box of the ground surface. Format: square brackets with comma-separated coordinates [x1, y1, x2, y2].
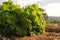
[18, 32, 60, 40]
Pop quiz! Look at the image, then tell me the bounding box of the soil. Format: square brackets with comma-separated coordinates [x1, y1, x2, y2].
[17, 32, 60, 40]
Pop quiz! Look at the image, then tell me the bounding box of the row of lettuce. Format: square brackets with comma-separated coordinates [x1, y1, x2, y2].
[0, 0, 46, 37]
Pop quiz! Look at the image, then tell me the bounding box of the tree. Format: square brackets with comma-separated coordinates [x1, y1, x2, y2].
[39, 8, 48, 20]
[43, 13, 48, 20]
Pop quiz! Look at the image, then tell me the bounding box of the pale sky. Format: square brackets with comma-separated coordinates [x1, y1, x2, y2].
[0, 0, 60, 17]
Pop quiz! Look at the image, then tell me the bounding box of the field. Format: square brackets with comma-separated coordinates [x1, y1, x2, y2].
[17, 23, 60, 40]
[0, 0, 60, 40]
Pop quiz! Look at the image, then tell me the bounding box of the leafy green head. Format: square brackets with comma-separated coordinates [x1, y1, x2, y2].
[0, 0, 46, 37]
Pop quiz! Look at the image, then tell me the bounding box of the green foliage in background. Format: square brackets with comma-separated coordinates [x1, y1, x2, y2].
[0, 0, 46, 37]
[46, 20, 60, 24]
